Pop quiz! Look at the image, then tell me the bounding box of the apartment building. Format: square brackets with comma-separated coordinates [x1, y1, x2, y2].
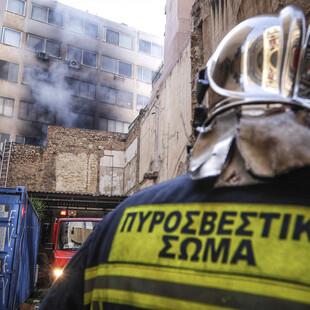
[0, 0, 163, 145]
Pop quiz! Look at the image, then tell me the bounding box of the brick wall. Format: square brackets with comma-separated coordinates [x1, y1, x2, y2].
[7, 124, 139, 196]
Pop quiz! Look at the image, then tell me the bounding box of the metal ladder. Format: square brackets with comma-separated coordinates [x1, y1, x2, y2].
[0, 139, 12, 187]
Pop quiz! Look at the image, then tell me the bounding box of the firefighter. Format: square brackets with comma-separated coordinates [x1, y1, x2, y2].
[40, 6, 310, 309]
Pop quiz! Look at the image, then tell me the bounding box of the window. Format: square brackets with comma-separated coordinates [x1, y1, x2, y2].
[27, 34, 61, 58]
[15, 135, 25, 144]
[31, 5, 63, 27]
[106, 29, 119, 45]
[102, 56, 116, 74]
[101, 56, 132, 78]
[83, 51, 97, 68]
[139, 39, 163, 59]
[85, 21, 98, 38]
[48, 9, 63, 27]
[137, 95, 150, 110]
[18, 101, 36, 121]
[1, 28, 21, 47]
[139, 39, 151, 54]
[67, 46, 82, 62]
[0, 60, 18, 82]
[18, 101, 54, 124]
[69, 16, 98, 38]
[7, 0, 25, 15]
[98, 117, 129, 133]
[119, 62, 132, 77]
[66, 78, 96, 100]
[137, 67, 156, 83]
[152, 43, 163, 58]
[67, 46, 97, 68]
[0, 133, 10, 143]
[0, 97, 14, 117]
[105, 29, 133, 50]
[23, 66, 48, 85]
[72, 113, 94, 129]
[100, 86, 133, 109]
[69, 16, 83, 34]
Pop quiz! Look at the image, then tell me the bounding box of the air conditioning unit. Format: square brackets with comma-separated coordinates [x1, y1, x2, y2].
[68, 60, 80, 70]
[37, 52, 50, 61]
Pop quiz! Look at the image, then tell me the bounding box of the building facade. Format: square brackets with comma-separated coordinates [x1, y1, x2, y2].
[0, 0, 163, 145]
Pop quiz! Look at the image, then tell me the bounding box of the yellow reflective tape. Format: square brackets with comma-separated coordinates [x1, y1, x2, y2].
[84, 263, 310, 306]
[109, 203, 310, 287]
[85, 265, 98, 281]
[90, 288, 234, 310]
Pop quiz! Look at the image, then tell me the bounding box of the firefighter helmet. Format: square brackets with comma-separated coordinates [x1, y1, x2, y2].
[196, 5, 310, 125]
[190, 6, 310, 181]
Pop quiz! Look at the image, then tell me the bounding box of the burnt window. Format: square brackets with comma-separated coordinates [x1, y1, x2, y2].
[100, 86, 132, 109]
[66, 77, 96, 100]
[0, 60, 18, 82]
[27, 34, 61, 58]
[83, 51, 97, 68]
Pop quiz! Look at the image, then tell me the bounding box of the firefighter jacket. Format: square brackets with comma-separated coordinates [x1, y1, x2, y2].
[40, 172, 310, 310]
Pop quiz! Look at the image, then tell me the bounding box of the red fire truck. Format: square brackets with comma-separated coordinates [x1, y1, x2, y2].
[51, 210, 102, 279]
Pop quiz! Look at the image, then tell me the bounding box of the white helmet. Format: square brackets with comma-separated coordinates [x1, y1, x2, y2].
[190, 5, 310, 181]
[196, 5, 310, 125]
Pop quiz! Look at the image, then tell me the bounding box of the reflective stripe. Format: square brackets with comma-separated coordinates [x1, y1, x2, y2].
[84, 263, 310, 309]
[90, 289, 234, 310]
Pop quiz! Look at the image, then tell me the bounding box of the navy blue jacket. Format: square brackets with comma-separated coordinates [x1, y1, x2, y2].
[40, 173, 310, 310]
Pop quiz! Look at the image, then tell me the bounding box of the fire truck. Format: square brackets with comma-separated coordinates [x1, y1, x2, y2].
[50, 210, 102, 280]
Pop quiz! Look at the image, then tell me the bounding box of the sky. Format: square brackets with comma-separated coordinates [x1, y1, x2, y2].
[57, 0, 166, 38]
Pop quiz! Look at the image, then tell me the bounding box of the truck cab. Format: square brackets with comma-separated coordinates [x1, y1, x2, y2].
[51, 213, 101, 279]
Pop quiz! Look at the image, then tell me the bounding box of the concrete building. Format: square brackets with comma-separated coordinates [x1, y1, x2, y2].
[0, 0, 163, 145]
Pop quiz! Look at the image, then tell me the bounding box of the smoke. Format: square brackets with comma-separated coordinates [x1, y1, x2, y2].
[23, 59, 96, 146]
[25, 62, 77, 127]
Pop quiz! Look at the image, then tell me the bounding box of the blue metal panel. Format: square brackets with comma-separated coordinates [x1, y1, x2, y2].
[0, 187, 40, 310]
